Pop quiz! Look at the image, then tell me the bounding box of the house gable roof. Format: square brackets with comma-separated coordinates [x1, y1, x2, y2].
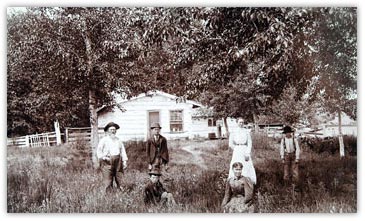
[97, 90, 203, 113]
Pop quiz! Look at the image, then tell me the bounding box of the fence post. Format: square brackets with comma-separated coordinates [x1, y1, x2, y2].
[30, 135, 33, 148]
[65, 128, 69, 143]
[25, 135, 30, 148]
[54, 120, 62, 145]
[46, 133, 50, 147]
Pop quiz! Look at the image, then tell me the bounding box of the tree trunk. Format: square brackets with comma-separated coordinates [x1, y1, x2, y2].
[223, 117, 230, 138]
[83, 26, 99, 167]
[338, 110, 345, 157]
[89, 90, 99, 167]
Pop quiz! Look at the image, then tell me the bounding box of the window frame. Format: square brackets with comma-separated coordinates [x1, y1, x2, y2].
[169, 110, 184, 133]
[208, 117, 217, 127]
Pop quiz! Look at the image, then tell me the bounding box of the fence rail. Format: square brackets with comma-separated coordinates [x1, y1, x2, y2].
[7, 136, 28, 148]
[7, 132, 64, 148]
[65, 127, 105, 143]
[8, 127, 107, 148]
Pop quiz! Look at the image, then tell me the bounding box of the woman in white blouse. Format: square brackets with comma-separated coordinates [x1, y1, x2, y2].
[228, 118, 256, 184]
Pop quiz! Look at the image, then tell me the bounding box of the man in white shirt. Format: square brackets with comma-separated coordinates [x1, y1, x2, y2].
[97, 122, 128, 192]
[280, 125, 300, 186]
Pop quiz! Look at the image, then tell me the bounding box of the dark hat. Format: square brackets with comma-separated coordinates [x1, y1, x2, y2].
[104, 122, 120, 132]
[232, 162, 243, 169]
[282, 126, 295, 134]
[150, 122, 162, 129]
[148, 168, 162, 176]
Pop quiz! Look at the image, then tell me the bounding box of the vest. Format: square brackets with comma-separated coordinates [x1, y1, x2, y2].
[283, 136, 296, 152]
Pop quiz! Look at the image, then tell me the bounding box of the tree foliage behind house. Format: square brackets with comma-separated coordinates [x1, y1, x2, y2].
[7, 7, 357, 139]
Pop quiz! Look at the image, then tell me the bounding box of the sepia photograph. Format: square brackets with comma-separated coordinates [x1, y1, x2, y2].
[6, 4, 357, 214]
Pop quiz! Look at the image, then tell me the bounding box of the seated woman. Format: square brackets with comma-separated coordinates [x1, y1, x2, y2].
[221, 162, 254, 213]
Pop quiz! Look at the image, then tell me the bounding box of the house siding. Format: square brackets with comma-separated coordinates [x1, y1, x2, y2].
[323, 125, 357, 137]
[98, 94, 197, 141]
[97, 92, 245, 141]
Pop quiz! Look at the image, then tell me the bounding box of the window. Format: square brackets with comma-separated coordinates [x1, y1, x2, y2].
[170, 110, 183, 132]
[208, 118, 217, 127]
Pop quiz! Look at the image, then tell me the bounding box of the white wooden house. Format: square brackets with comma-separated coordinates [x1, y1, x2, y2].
[97, 91, 230, 141]
[321, 112, 357, 137]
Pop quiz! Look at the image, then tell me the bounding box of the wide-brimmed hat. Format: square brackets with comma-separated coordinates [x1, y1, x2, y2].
[150, 122, 162, 129]
[148, 168, 162, 176]
[282, 126, 295, 134]
[104, 122, 120, 132]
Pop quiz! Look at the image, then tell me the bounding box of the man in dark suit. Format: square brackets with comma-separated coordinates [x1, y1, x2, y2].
[146, 122, 169, 173]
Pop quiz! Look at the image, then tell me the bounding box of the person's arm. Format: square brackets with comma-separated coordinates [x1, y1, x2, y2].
[280, 138, 285, 162]
[247, 130, 252, 152]
[244, 178, 254, 204]
[229, 131, 234, 150]
[120, 141, 128, 168]
[295, 138, 300, 162]
[146, 140, 152, 166]
[158, 181, 167, 195]
[244, 130, 252, 160]
[221, 179, 232, 207]
[144, 184, 154, 205]
[96, 138, 105, 159]
[162, 138, 169, 164]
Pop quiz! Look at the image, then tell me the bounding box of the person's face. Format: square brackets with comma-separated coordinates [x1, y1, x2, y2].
[238, 119, 245, 128]
[285, 132, 292, 138]
[108, 127, 117, 136]
[150, 175, 160, 183]
[152, 127, 160, 135]
[233, 167, 243, 178]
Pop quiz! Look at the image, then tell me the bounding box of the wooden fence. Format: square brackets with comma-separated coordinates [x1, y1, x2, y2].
[65, 127, 105, 143]
[7, 132, 63, 148]
[8, 127, 106, 148]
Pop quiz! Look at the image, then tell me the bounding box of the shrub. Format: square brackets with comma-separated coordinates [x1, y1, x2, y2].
[301, 135, 357, 156]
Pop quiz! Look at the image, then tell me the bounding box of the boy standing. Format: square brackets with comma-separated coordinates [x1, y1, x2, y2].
[280, 125, 300, 186]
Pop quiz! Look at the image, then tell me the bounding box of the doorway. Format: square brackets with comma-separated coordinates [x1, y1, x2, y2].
[148, 111, 160, 138]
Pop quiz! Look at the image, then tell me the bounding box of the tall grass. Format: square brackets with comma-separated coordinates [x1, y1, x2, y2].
[7, 134, 356, 213]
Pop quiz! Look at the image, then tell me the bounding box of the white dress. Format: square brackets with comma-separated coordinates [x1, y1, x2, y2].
[228, 127, 256, 184]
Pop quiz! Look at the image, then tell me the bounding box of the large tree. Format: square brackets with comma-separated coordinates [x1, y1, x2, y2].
[7, 7, 318, 136]
[168, 8, 320, 133]
[313, 7, 357, 157]
[7, 7, 173, 166]
[314, 7, 357, 119]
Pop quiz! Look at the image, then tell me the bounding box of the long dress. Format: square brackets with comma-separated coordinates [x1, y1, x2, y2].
[228, 127, 257, 184]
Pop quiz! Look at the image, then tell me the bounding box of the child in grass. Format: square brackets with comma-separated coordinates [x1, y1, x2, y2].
[144, 168, 176, 207]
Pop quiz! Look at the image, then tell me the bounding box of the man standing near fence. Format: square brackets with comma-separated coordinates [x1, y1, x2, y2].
[97, 122, 128, 192]
[280, 125, 300, 189]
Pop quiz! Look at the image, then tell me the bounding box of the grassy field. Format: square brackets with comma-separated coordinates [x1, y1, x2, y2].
[7, 134, 357, 213]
